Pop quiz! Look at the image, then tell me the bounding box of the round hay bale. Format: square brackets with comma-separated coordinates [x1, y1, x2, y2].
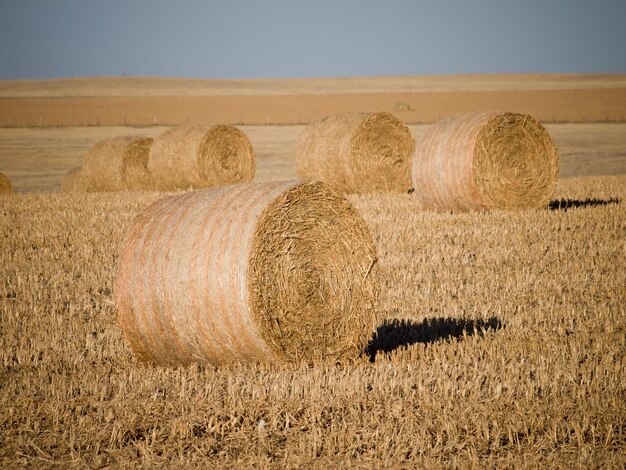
[116, 180, 380, 366]
[0, 172, 13, 193]
[295, 112, 415, 194]
[82, 136, 154, 192]
[61, 166, 86, 193]
[148, 124, 255, 191]
[412, 112, 559, 211]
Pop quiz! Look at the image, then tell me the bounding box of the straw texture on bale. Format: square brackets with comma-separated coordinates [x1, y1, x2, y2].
[116, 180, 379, 366]
[148, 124, 255, 191]
[0, 172, 12, 193]
[81, 136, 154, 192]
[61, 166, 86, 193]
[412, 112, 559, 211]
[295, 112, 415, 194]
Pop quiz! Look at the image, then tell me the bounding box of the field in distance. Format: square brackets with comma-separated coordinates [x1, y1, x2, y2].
[1, 74, 625, 126]
[3, 74, 626, 97]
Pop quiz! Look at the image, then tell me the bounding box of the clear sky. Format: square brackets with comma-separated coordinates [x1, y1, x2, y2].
[0, 0, 625, 80]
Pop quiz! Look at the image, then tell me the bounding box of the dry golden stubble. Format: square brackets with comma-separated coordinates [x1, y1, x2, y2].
[1, 175, 625, 468]
[147, 124, 255, 191]
[295, 112, 415, 194]
[0, 171, 12, 193]
[81, 136, 154, 192]
[115, 180, 380, 366]
[412, 112, 559, 211]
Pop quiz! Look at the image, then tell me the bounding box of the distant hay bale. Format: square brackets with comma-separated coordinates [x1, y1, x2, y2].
[148, 124, 255, 191]
[0, 172, 12, 193]
[116, 180, 380, 366]
[81, 136, 154, 192]
[61, 166, 86, 193]
[412, 112, 559, 211]
[295, 112, 415, 194]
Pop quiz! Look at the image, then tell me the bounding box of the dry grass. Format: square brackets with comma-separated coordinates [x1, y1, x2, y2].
[116, 181, 379, 365]
[1, 174, 624, 467]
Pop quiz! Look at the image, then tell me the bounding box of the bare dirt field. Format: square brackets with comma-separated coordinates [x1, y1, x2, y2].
[0, 74, 624, 467]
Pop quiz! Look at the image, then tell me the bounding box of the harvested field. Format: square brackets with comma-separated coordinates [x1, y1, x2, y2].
[0, 174, 624, 467]
[0, 73, 625, 466]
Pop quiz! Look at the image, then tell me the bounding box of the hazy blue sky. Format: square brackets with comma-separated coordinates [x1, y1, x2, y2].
[0, 0, 625, 79]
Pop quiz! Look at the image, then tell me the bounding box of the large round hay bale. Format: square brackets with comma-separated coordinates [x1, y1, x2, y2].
[295, 112, 415, 194]
[0, 172, 13, 193]
[148, 124, 255, 191]
[81, 136, 153, 192]
[116, 180, 379, 366]
[412, 112, 559, 211]
[61, 166, 86, 193]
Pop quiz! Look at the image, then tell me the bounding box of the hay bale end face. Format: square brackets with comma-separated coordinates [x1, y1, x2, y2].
[295, 112, 415, 194]
[61, 166, 86, 193]
[412, 112, 559, 211]
[116, 180, 380, 366]
[0, 172, 13, 193]
[148, 124, 255, 191]
[81, 136, 153, 192]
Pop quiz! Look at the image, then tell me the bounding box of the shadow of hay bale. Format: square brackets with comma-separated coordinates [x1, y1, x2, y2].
[549, 197, 620, 211]
[365, 317, 503, 361]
